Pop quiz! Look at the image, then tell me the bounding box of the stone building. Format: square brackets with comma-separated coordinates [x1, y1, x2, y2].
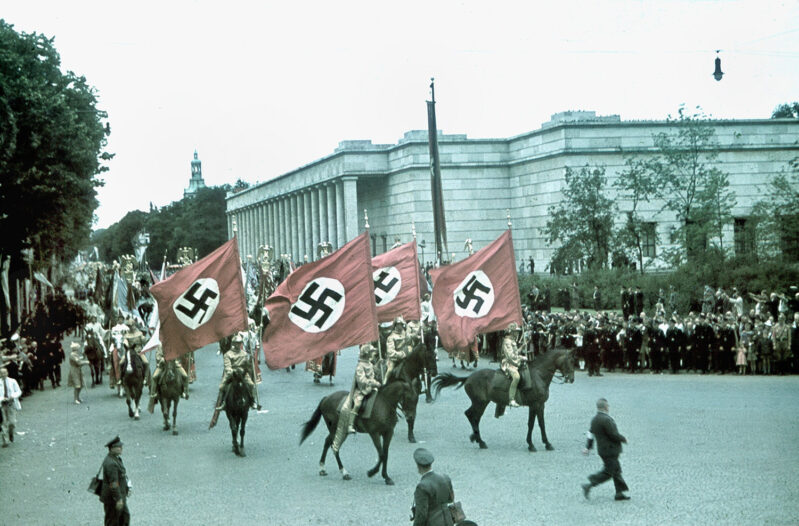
[184, 150, 206, 198]
[225, 111, 799, 271]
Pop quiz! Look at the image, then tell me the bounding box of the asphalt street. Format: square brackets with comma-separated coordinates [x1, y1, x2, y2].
[1, 339, 798, 526]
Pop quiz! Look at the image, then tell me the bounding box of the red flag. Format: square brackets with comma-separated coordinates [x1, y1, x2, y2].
[150, 238, 248, 361]
[371, 240, 422, 323]
[429, 230, 523, 353]
[263, 232, 378, 370]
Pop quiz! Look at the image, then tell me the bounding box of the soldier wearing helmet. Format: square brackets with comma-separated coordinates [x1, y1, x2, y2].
[214, 332, 258, 411]
[331, 343, 381, 453]
[501, 322, 526, 408]
[383, 316, 409, 385]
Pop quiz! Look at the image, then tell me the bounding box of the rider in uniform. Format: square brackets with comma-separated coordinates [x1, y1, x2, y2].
[147, 344, 189, 413]
[118, 318, 149, 386]
[332, 343, 381, 453]
[383, 316, 409, 384]
[214, 333, 258, 411]
[501, 322, 526, 407]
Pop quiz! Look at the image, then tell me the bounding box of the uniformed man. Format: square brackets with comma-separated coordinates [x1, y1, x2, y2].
[100, 435, 130, 525]
[501, 322, 526, 407]
[117, 318, 150, 386]
[383, 316, 408, 384]
[331, 343, 382, 453]
[214, 332, 258, 411]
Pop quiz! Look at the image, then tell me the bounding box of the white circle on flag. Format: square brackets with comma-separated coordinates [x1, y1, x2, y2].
[373, 266, 402, 306]
[173, 278, 221, 330]
[453, 270, 494, 318]
[289, 277, 346, 333]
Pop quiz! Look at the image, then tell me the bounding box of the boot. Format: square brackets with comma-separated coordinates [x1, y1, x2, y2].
[147, 396, 157, 414]
[508, 388, 520, 407]
[347, 409, 358, 434]
[331, 411, 350, 453]
[8, 424, 14, 442]
[214, 391, 225, 411]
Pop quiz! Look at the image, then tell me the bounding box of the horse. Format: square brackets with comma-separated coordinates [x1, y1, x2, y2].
[431, 347, 575, 451]
[158, 360, 183, 435]
[120, 348, 146, 420]
[299, 380, 413, 485]
[386, 340, 437, 443]
[83, 328, 105, 387]
[223, 368, 253, 457]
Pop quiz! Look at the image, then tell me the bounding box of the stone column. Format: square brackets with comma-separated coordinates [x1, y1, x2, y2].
[336, 180, 348, 248]
[276, 199, 284, 256]
[310, 187, 320, 256]
[297, 192, 306, 262]
[303, 190, 312, 261]
[268, 200, 275, 248]
[326, 184, 336, 249]
[293, 194, 301, 262]
[257, 204, 264, 250]
[241, 207, 249, 258]
[342, 176, 358, 243]
[318, 186, 328, 244]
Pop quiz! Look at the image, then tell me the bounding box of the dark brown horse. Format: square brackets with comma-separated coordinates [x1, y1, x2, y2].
[83, 328, 105, 387]
[121, 348, 146, 420]
[224, 368, 253, 457]
[431, 347, 575, 451]
[158, 360, 182, 435]
[299, 380, 413, 485]
[386, 340, 437, 443]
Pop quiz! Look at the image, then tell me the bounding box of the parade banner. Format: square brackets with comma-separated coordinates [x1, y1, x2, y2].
[429, 230, 523, 352]
[371, 240, 422, 323]
[150, 238, 248, 361]
[263, 232, 378, 370]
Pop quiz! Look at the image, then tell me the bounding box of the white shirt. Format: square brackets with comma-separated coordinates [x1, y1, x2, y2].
[2, 377, 22, 411]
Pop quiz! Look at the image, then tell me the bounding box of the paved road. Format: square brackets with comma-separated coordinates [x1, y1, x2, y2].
[2, 340, 798, 526]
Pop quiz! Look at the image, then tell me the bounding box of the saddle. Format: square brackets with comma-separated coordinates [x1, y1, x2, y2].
[337, 390, 379, 421]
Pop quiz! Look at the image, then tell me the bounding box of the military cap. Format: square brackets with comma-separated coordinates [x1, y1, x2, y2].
[393, 316, 406, 327]
[105, 435, 123, 448]
[413, 447, 434, 466]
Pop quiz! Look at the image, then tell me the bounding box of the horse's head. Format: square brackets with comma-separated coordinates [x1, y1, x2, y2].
[556, 350, 576, 384]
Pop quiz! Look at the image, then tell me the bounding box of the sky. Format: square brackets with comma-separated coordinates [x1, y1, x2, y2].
[4, 0, 799, 229]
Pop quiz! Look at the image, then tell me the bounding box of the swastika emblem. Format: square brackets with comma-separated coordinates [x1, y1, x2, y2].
[373, 266, 402, 306]
[289, 277, 346, 333]
[453, 270, 494, 318]
[173, 278, 221, 329]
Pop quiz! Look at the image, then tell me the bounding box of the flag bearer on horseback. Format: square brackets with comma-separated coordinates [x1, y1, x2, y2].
[501, 322, 526, 407]
[383, 316, 409, 384]
[147, 344, 189, 413]
[332, 343, 381, 453]
[214, 332, 259, 412]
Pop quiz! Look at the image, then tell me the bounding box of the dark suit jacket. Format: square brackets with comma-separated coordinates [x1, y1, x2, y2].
[589, 411, 626, 458]
[100, 453, 128, 503]
[413, 471, 454, 526]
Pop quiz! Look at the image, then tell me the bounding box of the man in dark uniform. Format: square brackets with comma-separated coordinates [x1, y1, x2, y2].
[693, 314, 713, 374]
[411, 448, 454, 526]
[665, 318, 684, 373]
[620, 287, 631, 321]
[101, 435, 130, 526]
[633, 286, 645, 318]
[582, 398, 630, 501]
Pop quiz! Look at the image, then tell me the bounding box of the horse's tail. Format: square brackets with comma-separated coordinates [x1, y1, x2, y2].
[299, 401, 323, 445]
[430, 372, 469, 400]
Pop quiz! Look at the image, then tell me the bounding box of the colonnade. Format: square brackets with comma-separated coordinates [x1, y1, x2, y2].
[227, 176, 359, 263]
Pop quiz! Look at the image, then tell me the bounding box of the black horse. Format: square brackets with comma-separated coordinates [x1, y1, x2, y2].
[385, 339, 437, 442]
[224, 369, 253, 457]
[299, 381, 412, 485]
[431, 347, 575, 451]
[121, 348, 146, 420]
[158, 360, 183, 435]
[83, 328, 105, 387]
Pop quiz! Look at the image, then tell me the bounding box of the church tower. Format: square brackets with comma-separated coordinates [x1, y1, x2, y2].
[184, 150, 207, 198]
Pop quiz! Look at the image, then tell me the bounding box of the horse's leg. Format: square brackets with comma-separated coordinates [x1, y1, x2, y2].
[126, 395, 134, 418]
[424, 371, 433, 403]
[229, 416, 239, 455]
[526, 404, 537, 452]
[134, 392, 141, 420]
[162, 399, 170, 431]
[380, 430, 395, 485]
[537, 404, 553, 450]
[172, 399, 179, 436]
[465, 400, 489, 449]
[366, 432, 383, 479]
[238, 411, 247, 456]
[405, 390, 419, 443]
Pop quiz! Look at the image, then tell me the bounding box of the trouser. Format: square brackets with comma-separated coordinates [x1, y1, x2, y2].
[507, 367, 520, 402]
[587, 455, 629, 495]
[103, 499, 130, 526]
[332, 395, 354, 453]
[384, 360, 400, 384]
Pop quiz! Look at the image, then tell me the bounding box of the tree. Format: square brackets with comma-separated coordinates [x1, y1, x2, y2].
[751, 156, 799, 260]
[646, 106, 734, 265]
[542, 165, 615, 271]
[613, 157, 657, 273]
[0, 20, 112, 270]
[771, 102, 799, 119]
